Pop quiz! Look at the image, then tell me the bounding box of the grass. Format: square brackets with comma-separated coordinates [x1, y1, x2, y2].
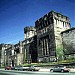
[20, 62, 59, 67]
[19, 59, 75, 67]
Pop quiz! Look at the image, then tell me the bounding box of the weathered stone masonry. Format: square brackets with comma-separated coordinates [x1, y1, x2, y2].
[35, 11, 70, 62]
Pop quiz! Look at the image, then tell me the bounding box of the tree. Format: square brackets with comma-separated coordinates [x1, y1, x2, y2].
[56, 45, 64, 61]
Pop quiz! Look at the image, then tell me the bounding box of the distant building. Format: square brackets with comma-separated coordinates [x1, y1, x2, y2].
[61, 28, 75, 59]
[2, 26, 37, 67]
[0, 44, 12, 66]
[5, 45, 15, 66]
[14, 41, 24, 66]
[24, 26, 37, 63]
[35, 11, 70, 62]
[4, 41, 25, 66]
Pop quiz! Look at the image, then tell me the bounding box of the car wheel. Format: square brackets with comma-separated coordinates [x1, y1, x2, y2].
[61, 70, 64, 72]
[50, 69, 53, 72]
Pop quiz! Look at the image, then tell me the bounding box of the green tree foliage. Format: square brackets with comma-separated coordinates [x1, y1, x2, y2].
[56, 46, 64, 61]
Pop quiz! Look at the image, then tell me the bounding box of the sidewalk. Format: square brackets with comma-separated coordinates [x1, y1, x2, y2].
[70, 68, 75, 72]
[39, 68, 50, 72]
[39, 67, 50, 72]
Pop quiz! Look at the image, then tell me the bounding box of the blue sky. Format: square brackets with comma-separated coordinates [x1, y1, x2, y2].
[0, 0, 75, 44]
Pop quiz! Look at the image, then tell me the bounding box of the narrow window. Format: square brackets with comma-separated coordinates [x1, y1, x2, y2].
[63, 22, 64, 27]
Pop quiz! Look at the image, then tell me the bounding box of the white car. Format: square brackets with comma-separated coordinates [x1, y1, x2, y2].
[25, 65, 40, 71]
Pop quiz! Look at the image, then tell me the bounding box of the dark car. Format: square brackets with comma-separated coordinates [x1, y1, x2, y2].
[13, 66, 23, 70]
[50, 65, 70, 72]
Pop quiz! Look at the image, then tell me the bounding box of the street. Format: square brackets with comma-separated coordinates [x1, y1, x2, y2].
[0, 69, 75, 75]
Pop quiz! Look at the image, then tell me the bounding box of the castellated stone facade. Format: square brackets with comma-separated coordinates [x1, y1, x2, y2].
[24, 26, 37, 63]
[0, 11, 72, 66]
[24, 26, 36, 39]
[35, 11, 70, 62]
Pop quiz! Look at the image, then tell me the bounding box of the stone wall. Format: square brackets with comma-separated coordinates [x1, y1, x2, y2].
[61, 28, 75, 55]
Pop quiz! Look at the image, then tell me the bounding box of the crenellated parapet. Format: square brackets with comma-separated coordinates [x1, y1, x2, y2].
[24, 26, 36, 39]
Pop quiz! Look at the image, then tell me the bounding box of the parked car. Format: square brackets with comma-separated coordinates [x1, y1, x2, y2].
[25, 65, 40, 71]
[11, 66, 16, 70]
[50, 65, 70, 72]
[5, 66, 11, 70]
[13, 66, 23, 70]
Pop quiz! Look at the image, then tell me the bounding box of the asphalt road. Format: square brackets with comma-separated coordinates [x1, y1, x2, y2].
[0, 69, 75, 75]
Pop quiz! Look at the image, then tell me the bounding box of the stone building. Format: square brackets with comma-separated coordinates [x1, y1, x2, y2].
[4, 45, 16, 66]
[0, 44, 12, 66]
[14, 41, 24, 66]
[1, 26, 37, 66]
[5, 41, 24, 66]
[24, 26, 37, 63]
[61, 28, 75, 59]
[35, 11, 70, 62]
[0, 11, 72, 66]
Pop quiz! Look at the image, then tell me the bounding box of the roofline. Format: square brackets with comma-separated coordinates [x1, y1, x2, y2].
[61, 27, 75, 34]
[35, 10, 70, 22]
